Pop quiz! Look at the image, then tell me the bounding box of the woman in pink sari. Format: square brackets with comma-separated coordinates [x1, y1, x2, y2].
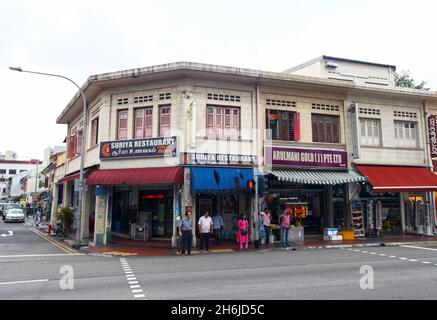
[238, 215, 249, 251]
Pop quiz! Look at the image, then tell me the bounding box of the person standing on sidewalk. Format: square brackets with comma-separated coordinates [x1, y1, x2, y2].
[260, 209, 272, 246]
[280, 208, 291, 248]
[238, 215, 250, 251]
[179, 212, 193, 255]
[35, 207, 42, 227]
[212, 212, 224, 244]
[198, 212, 213, 253]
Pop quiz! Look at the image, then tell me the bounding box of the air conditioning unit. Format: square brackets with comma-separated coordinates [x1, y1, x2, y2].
[325, 61, 339, 68]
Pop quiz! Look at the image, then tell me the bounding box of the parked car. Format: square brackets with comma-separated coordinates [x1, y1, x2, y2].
[2, 203, 21, 221]
[4, 208, 25, 223]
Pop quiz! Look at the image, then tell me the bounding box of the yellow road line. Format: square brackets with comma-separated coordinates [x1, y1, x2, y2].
[30, 227, 78, 255]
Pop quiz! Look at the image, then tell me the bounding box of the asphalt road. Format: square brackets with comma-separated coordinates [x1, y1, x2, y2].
[1, 218, 437, 300]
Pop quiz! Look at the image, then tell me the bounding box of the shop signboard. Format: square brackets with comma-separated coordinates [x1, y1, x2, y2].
[350, 103, 361, 159]
[181, 152, 256, 167]
[100, 137, 177, 160]
[428, 115, 437, 157]
[265, 146, 348, 170]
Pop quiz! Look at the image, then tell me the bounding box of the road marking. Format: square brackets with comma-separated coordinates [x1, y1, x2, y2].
[400, 245, 437, 252]
[369, 252, 377, 255]
[0, 253, 85, 258]
[120, 258, 146, 300]
[408, 259, 418, 262]
[389, 255, 397, 258]
[422, 261, 431, 264]
[379, 254, 386, 256]
[0, 279, 48, 285]
[30, 227, 78, 255]
[362, 251, 368, 253]
[399, 257, 408, 260]
[1, 230, 13, 237]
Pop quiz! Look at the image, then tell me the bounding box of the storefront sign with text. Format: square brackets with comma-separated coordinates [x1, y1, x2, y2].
[181, 152, 256, 167]
[265, 146, 347, 169]
[100, 137, 177, 159]
[428, 115, 437, 157]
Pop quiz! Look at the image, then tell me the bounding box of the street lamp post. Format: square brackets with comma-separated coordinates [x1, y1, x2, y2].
[10, 66, 87, 249]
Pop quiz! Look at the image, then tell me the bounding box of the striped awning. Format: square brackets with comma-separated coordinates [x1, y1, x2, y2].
[267, 169, 366, 185]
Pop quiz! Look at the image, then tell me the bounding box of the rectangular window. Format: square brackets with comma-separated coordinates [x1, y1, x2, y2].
[360, 118, 381, 146]
[159, 106, 171, 137]
[0, 169, 6, 174]
[8, 169, 17, 175]
[394, 121, 417, 148]
[206, 106, 240, 138]
[134, 108, 153, 139]
[311, 114, 340, 143]
[91, 117, 99, 147]
[265, 110, 298, 141]
[117, 110, 128, 140]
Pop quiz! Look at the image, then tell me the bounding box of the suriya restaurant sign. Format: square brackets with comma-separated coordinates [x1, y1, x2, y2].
[100, 137, 177, 160]
[181, 152, 256, 167]
[265, 146, 348, 170]
[428, 115, 437, 157]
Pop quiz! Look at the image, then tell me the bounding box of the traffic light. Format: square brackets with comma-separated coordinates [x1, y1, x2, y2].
[247, 179, 256, 195]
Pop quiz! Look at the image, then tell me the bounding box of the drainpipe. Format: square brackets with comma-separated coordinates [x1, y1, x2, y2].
[253, 80, 260, 248]
[423, 99, 436, 236]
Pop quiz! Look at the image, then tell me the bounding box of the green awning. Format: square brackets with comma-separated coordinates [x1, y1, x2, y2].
[266, 169, 366, 185]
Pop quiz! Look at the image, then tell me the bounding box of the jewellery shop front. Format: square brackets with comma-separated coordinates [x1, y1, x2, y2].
[263, 145, 366, 239]
[182, 153, 257, 241]
[355, 165, 437, 236]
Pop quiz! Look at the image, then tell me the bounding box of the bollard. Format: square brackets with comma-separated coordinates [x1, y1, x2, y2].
[48, 223, 52, 235]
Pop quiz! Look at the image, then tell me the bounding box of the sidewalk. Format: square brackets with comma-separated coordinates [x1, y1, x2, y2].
[27, 219, 437, 257]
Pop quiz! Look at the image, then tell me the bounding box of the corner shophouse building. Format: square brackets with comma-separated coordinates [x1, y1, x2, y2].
[288, 56, 437, 237]
[56, 63, 259, 246]
[55, 60, 437, 247]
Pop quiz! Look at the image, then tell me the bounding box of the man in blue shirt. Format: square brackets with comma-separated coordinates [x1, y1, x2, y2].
[212, 212, 224, 244]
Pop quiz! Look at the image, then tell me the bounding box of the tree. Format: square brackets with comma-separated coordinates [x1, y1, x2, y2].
[395, 70, 430, 90]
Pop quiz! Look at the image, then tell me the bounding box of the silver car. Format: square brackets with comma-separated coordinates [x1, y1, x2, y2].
[5, 208, 25, 223]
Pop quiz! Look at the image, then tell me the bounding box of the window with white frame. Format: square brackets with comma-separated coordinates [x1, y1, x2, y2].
[360, 118, 381, 146]
[134, 108, 153, 139]
[394, 121, 417, 148]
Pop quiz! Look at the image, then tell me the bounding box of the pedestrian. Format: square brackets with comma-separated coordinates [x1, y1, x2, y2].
[279, 208, 291, 248]
[35, 208, 42, 227]
[179, 212, 193, 255]
[260, 209, 272, 246]
[238, 214, 249, 251]
[198, 211, 213, 253]
[212, 212, 224, 244]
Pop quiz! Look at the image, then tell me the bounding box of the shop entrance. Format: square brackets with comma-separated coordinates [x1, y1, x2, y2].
[138, 190, 173, 238]
[112, 188, 132, 235]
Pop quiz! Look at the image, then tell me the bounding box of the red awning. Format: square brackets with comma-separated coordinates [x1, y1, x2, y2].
[86, 167, 184, 186]
[356, 165, 437, 192]
[57, 172, 80, 184]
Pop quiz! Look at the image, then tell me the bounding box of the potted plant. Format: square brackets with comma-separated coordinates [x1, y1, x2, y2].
[56, 206, 74, 234]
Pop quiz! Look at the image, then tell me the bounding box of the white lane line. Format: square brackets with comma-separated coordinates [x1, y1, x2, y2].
[354, 250, 360, 252]
[408, 259, 418, 262]
[120, 258, 146, 300]
[389, 255, 397, 258]
[399, 257, 408, 260]
[362, 251, 368, 253]
[0, 279, 48, 285]
[400, 245, 437, 252]
[369, 252, 377, 255]
[422, 261, 431, 264]
[0, 254, 85, 258]
[379, 254, 386, 256]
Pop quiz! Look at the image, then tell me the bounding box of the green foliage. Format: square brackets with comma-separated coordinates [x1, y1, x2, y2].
[395, 70, 430, 90]
[56, 206, 74, 229]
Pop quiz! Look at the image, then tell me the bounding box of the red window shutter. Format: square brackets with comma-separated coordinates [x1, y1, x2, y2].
[67, 135, 75, 158]
[232, 109, 240, 136]
[215, 107, 222, 136]
[76, 131, 82, 155]
[159, 107, 171, 136]
[118, 110, 128, 140]
[134, 109, 144, 139]
[145, 108, 153, 138]
[207, 107, 214, 136]
[293, 112, 301, 141]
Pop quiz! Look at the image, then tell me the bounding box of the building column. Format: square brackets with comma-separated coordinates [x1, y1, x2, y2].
[50, 184, 59, 228]
[426, 192, 435, 236]
[400, 193, 407, 233]
[80, 187, 90, 243]
[327, 186, 334, 228]
[94, 186, 108, 246]
[344, 184, 352, 229]
[183, 167, 195, 247]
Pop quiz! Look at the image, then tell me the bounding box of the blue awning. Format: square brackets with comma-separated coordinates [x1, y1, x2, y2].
[191, 167, 254, 193]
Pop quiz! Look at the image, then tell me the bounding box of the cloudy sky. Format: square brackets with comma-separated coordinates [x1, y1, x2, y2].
[1, 0, 436, 160]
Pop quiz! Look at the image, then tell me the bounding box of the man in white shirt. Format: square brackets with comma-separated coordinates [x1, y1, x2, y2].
[198, 211, 213, 252]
